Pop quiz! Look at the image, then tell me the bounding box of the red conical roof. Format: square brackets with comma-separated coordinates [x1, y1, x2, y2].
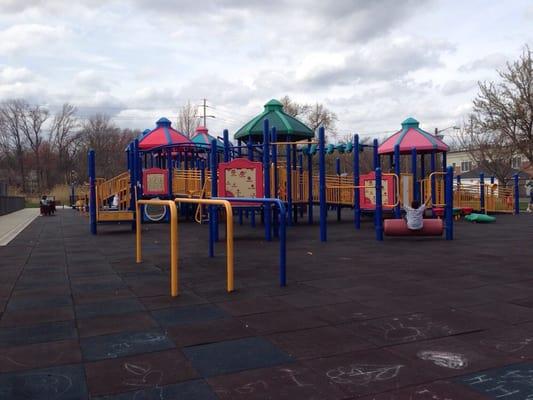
[378, 118, 449, 155]
[138, 118, 191, 150]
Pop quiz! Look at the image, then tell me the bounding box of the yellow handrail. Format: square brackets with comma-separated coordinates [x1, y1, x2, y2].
[136, 200, 179, 296]
[174, 198, 234, 294]
[194, 180, 210, 223]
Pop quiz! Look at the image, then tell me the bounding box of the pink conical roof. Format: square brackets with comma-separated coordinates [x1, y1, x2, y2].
[138, 118, 191, 150]
[378, 118, 449, 154]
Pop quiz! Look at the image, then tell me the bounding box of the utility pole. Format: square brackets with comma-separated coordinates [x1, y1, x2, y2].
[198, 98, 215, 128]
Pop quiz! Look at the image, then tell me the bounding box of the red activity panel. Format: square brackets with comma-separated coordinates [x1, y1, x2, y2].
[142, 168, 168, 195]
[218, 158, 264, 203]
[359, 171, 395, 209]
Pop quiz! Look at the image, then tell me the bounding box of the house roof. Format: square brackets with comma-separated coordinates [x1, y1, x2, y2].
[459, 165, 531, 179]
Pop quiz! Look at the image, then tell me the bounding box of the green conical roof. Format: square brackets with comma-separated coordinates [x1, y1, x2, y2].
[234, 99, 314, 142]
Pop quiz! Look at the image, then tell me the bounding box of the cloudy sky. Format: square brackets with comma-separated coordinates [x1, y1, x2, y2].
[0, 0, 531, 142]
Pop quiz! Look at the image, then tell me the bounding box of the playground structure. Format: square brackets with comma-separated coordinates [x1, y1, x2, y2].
[88, 102, 521, 246]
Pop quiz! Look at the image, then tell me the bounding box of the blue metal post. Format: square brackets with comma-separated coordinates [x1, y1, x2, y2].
[247, 139, 255, 226]
[298, 153, 304, 219]
[319, 127, 327, 242]
[223, 129, 230, 162]
[480, 172, 485, 213]
[128, 145, 135, 211]
[271, 127, 278, 237]
[490, 176, 495, 184]
[263, 119, 271, 241]
[420, 154, 425, 180]
[237, 139, 242, 157]
[457, 175, 461, 185]
[393, 144, 401, 218]
[411, 148, 418, 203]
[514, 174, 520, 214]
[442, 152, 447, 171]
[373, 138, 379, 170]
[88, 149, 97, 235]
[209, 141, 218, 255]
[336, 157, 341, 221]
[286, 143, 292, 226]
[375, 167, 383, 241]
[353, 134, 360, 229]
[167, 148, 172, 197]
[307, 142, 313, 224]
[445, 166, 454, 240]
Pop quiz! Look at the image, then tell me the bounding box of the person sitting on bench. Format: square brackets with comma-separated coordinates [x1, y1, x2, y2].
[40, 195, 50, 216]
[403, 198, 430, 230]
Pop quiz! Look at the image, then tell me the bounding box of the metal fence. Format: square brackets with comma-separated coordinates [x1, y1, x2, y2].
[0, 196, 25, 216]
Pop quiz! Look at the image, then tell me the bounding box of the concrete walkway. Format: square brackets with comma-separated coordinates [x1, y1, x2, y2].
[0, 208, 40, 246]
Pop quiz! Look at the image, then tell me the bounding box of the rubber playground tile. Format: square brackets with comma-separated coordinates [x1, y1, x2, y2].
[10, 285, 72, 299]
[182, 337, 294, 377]
[167, 318, 254, 347]
[387, 336, 511, 380]
[217, 296, 290, 316]
[358, 380, 489, 400]
[85, 349, 198, 397]
[346, 310, 502, 347]
[267, 325, 376, 360]
[93, 380, 218, 400]
[150, 304, 228, 327]
[302, 348, 433, 398]
[0, 339, 82, 373]
[239, 309, 328, 335]
[207, 363, 347, 400]
[306, 301, 391, 325]
[80, 330, 176, 361]
[6, 295, 73, 311]
[459, 302, 533, 325]
[138, 292, 208, 310]
[77, 311, 159, 338]
[72, 287, 135, 305]
[455, 362, 533, 399]
[72, 280, 127, 293]
[0, 320, 77, 347]
[0, 306, 74, 327]
[276, 290, 352, 308]
[0, 363, 88, 400]
[75, 297, 145, 319]
[456, 326, 533, 363]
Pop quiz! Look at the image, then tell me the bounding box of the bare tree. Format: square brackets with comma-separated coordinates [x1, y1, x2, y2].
[0, 100, 28, 191]
[472, 45, 533, 163]
[20, 103, 49, 190]
[280, 95, 310, 118]
[457, 115, 516, 185]
[50, 103, 79, 184]
[176, 101, 200, 138]
[307, 102, 338, 137]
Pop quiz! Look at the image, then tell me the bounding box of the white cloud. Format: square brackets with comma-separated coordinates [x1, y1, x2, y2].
[0, 66, 34, 83]
[441, 80, 477, 96]
[0, 24, 68, 55]
[458, 53, 508, 72]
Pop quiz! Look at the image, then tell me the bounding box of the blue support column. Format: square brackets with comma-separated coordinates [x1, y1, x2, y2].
[336, 157, 341, 221]
[457, 175, 461, 185]
[88, 149, 97, 235]
[319, 127, 327, 242]
[480, 172, 485, 213]
[375, 167, 383, 241]
[237, 139, 242, 157]
[445, 166, 454, 240]
[210, 141, 219, 253]
[166, 148, 172, 197]
[223, 129, 230, 162]
[442, 152, 447, 172]
[393, 144, 401, 218]
[307, 143, 313, 224]
[247, 139, 255, 227]
[490, 176, 495, 184]
[514, 174, 520, 214]
[263, 119, 271, 241]
[373, 138, 379, 170]
[420, 154, 426, 180]
[271, 127, 278, 237]
[353, 134, 360, 229]
[128, 145, 135, 212]
[286, 143, 292, 226]
[299, 153, 304, 219]
[411, 148, 418, 203]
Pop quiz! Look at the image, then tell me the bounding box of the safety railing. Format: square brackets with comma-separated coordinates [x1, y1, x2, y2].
[96, 171, 130, 213]
[136, 198, 234, 297]
[485, 184, 514, 213]
[136, 199, 179, 296]
[214, 197, 287, 287]
[422, 172, 446, 207]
